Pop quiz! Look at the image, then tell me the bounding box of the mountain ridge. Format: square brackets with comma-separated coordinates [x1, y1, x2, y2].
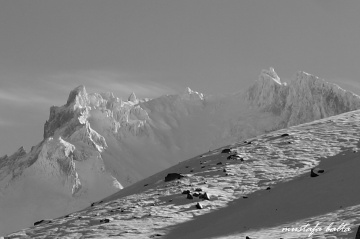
[1, 68, 360, 235]
[7, 102, 360, 239]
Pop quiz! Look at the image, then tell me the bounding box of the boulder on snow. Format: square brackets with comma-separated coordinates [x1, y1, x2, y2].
[187, 194, 194, 200]
[227, 154, 242, 160]
[34, 219, 52, 226]
[195, 202, 203, 209]
[310, 169, 318, 177]
[91, 200, 104, 207]
[221, 148, 231, 153]
[199, 192, 210, 200]
[34, 220, 44, 226]
[280, 133, 290, 137]
[310, 168, 325, 177]
[182, 190, 191, 195]
[100, 218, 111, 223]
[165, 173, 185, 182]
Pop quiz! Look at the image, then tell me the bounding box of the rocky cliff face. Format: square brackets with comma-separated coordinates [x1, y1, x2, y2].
[1, 68, 360, 235]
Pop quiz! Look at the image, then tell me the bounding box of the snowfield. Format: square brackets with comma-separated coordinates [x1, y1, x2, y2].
[6, 108, 360, 239]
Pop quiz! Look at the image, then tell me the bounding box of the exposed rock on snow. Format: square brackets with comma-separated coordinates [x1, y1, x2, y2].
[310, 168, 320, 177]
[164, 173, 185, 182]
[221, 148, 231, 154]
[311, 167, 325, 177]
[196, 202, 203, 209]
[182, 190, 191, 195]
[33, 219, 51, 226]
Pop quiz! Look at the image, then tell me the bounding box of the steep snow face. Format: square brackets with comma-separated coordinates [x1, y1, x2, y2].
[1, 69, 360, 236]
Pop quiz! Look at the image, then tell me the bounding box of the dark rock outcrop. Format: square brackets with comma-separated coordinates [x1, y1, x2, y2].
[100, 218, 111, 223]
[310, 168, 325, 177]
[165, 173, 184, 182]
[34, 219, 52, 226]
[182, 190, 191, 195]
[221, 148, 231, 153]
[199, 192, 210, 200]
[193, 192, 200, 197]
[310, 169, 319, 177]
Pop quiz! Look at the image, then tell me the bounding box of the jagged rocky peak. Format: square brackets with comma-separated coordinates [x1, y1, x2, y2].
[44, 85, 91, 139]
[66, 85, 89, 109]
[246, 67, 287, 109]
[1, 146, 27, 163]
[181, 87, 204, 101]
[100, 91, 116, 101]
[15, 146, 27, 156]
[259, 67, 282, 85]
[128, 92, 137, 102]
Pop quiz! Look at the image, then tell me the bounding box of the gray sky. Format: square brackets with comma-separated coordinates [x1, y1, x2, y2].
[1, 0, 360, 156]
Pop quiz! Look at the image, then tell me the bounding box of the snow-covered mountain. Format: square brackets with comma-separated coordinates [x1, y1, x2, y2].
[1, 68, 360, 236]
[247, 68, 360, 127]
[6, 101, 360, 239]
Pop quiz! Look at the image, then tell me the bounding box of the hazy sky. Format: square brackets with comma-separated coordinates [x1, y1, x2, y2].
[1, 0, 360, 155]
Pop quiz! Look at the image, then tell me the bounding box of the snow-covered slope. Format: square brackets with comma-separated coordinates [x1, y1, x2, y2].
[1, 68, 360, 236]
[7, 107, 360, 239]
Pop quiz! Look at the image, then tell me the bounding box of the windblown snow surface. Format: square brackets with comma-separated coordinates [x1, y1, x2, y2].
[2, 68, 360, 236]
[6, 107, 360, 238]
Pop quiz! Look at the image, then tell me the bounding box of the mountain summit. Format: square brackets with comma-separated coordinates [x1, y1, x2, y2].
[1, 68, 360, 235]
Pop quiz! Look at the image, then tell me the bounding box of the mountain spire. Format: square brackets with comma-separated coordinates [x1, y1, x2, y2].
[128, 92, 137, 102]
[259, 67, 282, 85]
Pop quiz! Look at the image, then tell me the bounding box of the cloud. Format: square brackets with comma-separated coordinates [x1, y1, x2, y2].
[0, 89, 53, 105]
